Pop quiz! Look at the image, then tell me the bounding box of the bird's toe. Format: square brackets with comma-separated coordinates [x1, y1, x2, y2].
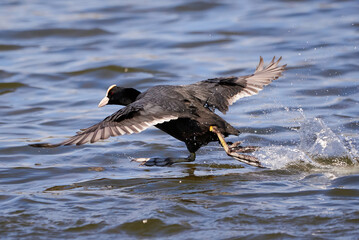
[131, 157, 173, 166]
[228, 143, 259, 153]
[227, 151, 264, 168]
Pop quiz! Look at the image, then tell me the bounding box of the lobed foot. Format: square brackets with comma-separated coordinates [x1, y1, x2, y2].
[210, 126, 264, 168]
[132, 153, 196, 167]
[226, 150, 264, 168]
[132, 157, 174, 166]
[229, 141, 259, 153]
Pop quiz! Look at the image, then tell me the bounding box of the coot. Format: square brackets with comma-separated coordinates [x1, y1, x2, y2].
[30, 57, 286, 167]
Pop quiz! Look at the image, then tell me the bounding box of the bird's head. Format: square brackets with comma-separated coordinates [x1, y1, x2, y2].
[98, 85, 141, 107]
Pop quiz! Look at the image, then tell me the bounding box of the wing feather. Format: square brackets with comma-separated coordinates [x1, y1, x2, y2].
[189, 56, 286, 113]
[59, 111, 179, 146]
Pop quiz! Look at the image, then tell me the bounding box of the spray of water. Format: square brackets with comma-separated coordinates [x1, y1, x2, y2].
[255, 111, 358, 170]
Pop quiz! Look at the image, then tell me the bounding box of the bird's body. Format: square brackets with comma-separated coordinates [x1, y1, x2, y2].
[31, 57, 286, 167]
[133, 85, 240, 153]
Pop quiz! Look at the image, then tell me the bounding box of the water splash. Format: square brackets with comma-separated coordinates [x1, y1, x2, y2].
[256, 146, 313, 170]
[299, 118, 349, 158]
[256, 117, 358, 169]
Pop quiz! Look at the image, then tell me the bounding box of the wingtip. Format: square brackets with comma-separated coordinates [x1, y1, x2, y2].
[271, 56, 285, 68]
[255, 56, 265, 72]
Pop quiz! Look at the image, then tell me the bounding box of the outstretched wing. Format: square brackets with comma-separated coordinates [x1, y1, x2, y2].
[30, 103, 180, 147]
[62, 107, 178, 146]
[188, 56, 286, 114]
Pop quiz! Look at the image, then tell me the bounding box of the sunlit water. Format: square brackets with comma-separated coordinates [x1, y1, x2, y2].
[1, 0, 359, 239]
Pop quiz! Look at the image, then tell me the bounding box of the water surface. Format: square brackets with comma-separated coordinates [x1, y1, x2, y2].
[1, 0, 359, 239]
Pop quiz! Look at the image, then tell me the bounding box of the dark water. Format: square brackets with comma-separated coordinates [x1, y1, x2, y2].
[1, 0, 359, 239]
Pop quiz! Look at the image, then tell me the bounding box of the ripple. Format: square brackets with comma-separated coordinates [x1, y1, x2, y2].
[0, 44, 24, 51]
[64, 221, 106, 232]
[0, 70, 17, 79]
[64, 65, 163, 76]
[331, 174, 359, 188]
[173, 38, 232, 49]
[325, 188, 359, 197]
[6, 107, 45, 116]
[297, 85, 359, 97]
[1, 28, 111, 39]
[106, 218, 191, 236]
[0, 82, 26, 95]
[343, 121, 359, 130]
[172, 1, 224, 12]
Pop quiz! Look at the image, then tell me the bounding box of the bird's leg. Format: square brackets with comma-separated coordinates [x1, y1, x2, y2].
[132, 153, 196, 167]
[209, 126, 263, 168]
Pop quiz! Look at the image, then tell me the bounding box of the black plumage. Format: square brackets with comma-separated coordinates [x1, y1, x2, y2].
[31, 57, 286, 167]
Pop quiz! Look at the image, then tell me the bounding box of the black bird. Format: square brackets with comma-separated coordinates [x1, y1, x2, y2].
[30, 57, 286, 167]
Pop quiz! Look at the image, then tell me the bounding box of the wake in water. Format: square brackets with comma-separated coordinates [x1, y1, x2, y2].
[255, 117, 359, 169]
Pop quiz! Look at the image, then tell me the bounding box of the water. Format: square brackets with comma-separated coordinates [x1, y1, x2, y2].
[1, 0, 359, 239]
